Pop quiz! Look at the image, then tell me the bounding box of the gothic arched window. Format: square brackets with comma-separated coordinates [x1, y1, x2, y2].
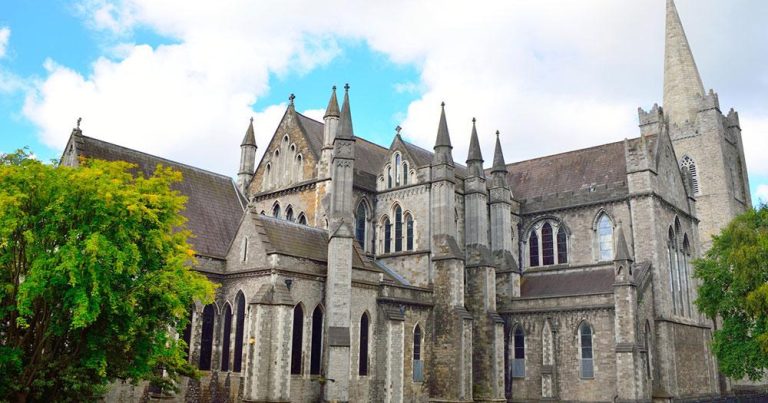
[273, 203, 281, 218]
[541, 223, 554, 265]
[405, 214, 414, 251]
[682, 235, 692, 316]
[233, 292, 245, 372]
[395, 206, 403, 252]
[529, 231, 539, 267]
[359, 313, 370, 376]
[356, 202, 367, 249]
[597, 214, 614, 261]
[221, 304, 232, 371]
[402, 162, 409, 185]
[310, 306, 323, 375]
[557, 226, 568, 264]
[668, 226, 680, 315]
[512, 325, 525, 378]
[680, 156, 700, 195]
[387, 166, 392, 189]
[291, 304, 304, 375]
[199, 304, 215, 370]
[383, 218, 391, 254]
[297, 213, 307, 225]
[395, 154, 401, 186]
[285, 206, 294, 222]
[413, 324, 424, 382]
[579, 322, 594, 378]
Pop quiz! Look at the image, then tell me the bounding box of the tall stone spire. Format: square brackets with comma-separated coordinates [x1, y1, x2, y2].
[491, 131, 506, 174]
[337, 84, 354, 139]
[324, 85, 340, 118]
[466, 118, 484, 178]
[237, 117, 258, 195]
[433, 102, 454, 165]
[663, 0, 705, 125]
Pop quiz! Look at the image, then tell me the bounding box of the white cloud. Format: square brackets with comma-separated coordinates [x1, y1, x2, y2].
[755, 184, 768, 205]
[20, 0, 768, 179]
[0, 27, 10, 59]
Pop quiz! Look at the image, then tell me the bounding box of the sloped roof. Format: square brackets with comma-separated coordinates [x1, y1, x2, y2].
[72, 135, 246, 259]
[504, 140, 628, 201]
[255, 215, 370, 270]
[520, 267, 615, 298]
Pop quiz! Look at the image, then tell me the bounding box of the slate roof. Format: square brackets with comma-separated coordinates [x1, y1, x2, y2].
[520, 267, 615, 298]
[255, 215, 371, 270]
[503, 140, 628, 202]
[72, 134, 246, 259]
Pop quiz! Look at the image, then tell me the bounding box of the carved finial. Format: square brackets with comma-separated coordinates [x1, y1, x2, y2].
[396, 125, 402, 135]
[289, 93, 295, 104]
[472, 117, 476, 124]
[441, 101, 445, 108]
[496, 130, 500, 137]
[344, 83, 350, 92]
[250, 116, 253, 123]
[332, 85, 336, 91]
[76, 117, 82, 129]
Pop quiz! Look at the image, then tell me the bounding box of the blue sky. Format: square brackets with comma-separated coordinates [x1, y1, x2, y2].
[1, 0, 767, 204]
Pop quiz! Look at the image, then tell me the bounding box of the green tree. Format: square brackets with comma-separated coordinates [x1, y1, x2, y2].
[694, 204, 768, 381]
[0, 150, 216, 402]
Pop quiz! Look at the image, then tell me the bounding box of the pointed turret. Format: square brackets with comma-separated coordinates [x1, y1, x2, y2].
[466, 118, 484, 178]
[663, 0, 705, 125]
[432, 102, 453, 165]
[237, 117, 258, 195]
[337, 84, 354, 139]
[324, 85, 340, 118]
[491, 130, 506, 174]
[613, 222, 633, 263]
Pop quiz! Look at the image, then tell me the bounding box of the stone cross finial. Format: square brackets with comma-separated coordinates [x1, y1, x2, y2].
[250, 116, 253, 123]
[76, 117, 82, 129]
[289, 93, 295, 104]
[332, 85, 336, 91]
[344, 83, 350, 92]
[472, 117, 476, 124]
[441, 101, 445, 108]
[396, 125, 402, 135]
[496, 130, 500, 137]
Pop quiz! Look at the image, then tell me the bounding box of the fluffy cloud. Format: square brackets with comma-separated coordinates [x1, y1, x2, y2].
[755, 184, 768, 205]
[0, 27, 9, 59]
[20, 0, 768, 180]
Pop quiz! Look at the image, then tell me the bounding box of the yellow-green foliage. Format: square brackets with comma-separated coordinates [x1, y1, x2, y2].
[0, 150, 215, 402]
[695, 204, 768, 381]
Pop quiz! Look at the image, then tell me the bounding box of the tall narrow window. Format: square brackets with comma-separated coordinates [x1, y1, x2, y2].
[387, 167, 393, 189]
[384, 218, 391, 253]
[557, 227, 568, 264]
[273, 203, 281, 218]
[512, 326, 525, 378]
[359, 313, 370, 376]
[265, 164, 271, 188]
[682, 236, 692, 316]
[680, 156, 700, 195]
[413, 325, 424, 382]
[298, 213, 307, 225]
[395, 206, 403, 252]
[579, 322, 594, 378]
[645, 322, 653, 379]
[296, 155, 303, 181]
[406, 214, 414, 251]
[542, 223, 554, 265]
[233, 292, 245, 372]
[395, 154, 401, 186]
[529, 231, 539, 267]
[182, 308, 193, 360]
[402, 162, 409, 185]
[221, 304, 232, 371]
[597, 215, 613, 261]
[285, 206, 294, 222]
[668, 227, 679, 315]
[199, 304, 215, 370]
[291, 304, 304, 375]
[356, 203, 367, 249]
[310, 306, 323, 375]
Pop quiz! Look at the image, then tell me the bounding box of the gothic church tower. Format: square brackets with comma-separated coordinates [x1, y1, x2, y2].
[663, 0, 751, 250]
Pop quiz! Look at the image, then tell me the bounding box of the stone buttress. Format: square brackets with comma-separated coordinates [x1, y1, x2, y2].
[428, 103, 473, 402]
[323, 84, 356, 403]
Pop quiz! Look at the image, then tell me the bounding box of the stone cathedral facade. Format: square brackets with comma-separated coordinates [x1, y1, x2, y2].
[62, 1, 754, 402]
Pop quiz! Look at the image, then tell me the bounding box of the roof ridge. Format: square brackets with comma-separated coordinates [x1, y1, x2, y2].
[78, 135, 234, 180]
[257, 214, 328, 234]
[506, 138, 629, 167]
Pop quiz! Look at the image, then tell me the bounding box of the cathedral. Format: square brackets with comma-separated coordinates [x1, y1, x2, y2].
[61, 1, 753, 402]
